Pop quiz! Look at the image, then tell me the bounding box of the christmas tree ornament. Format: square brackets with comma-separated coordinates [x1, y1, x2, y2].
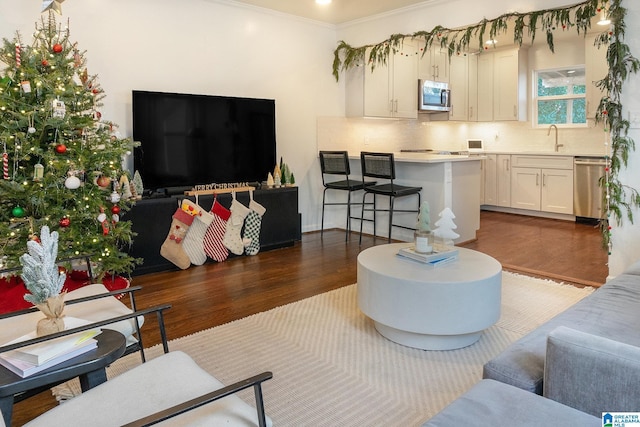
[111, 205, 121, 215]
[15, 43, 21, 68]
[96, 175, 111, 188]
[52, 43, 63, 54]
[20, 80, 31, 93]
[59, 216, 70, 227]
[112, 214, 120, 223]
[64, 175, 81, 189]
[55, 143, 67, 154]
[12, 206, 25, 218]
[109, 190, 121, 203]
[27, 114, 36, 134]
[2, 147, 8, 180]
[33, 163, 44, 181]
[41, 59, 49, 67]
[52, 99, 66, 118]
[41, 0, 65, 15]
[97, 211, 107, 223]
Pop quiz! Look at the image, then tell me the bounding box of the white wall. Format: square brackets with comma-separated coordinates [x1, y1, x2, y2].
[0, 0, 342, 236]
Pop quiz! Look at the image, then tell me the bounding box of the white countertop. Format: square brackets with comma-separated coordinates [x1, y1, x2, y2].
[348, 152, 481, 163]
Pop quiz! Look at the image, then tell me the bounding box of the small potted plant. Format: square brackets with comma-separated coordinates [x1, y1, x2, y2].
[20, 226, 67, 336]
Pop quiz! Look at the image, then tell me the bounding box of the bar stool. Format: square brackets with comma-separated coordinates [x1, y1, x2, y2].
[359, 152, 422, 244]
[319, 151, 376, 241]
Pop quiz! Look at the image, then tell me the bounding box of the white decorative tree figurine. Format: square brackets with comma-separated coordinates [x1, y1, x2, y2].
[432, 208, 460, 247]
[20, 225, 67, 335]
[416, 201, 431, 232]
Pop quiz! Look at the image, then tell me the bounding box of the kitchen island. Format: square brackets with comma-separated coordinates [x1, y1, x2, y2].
[347, 152, 481, 244]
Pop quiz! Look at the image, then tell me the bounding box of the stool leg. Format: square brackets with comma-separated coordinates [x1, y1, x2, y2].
[345, 190, 351, 242]
[321, 188, 327, 239]
[388, 195, 395, 243]
[359, 192, 368, 245]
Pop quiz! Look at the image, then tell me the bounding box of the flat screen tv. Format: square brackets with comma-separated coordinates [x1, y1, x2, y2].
[132, 90, 276, 194]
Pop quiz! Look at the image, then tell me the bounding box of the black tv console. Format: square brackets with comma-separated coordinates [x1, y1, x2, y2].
[122, 186, 301, 276]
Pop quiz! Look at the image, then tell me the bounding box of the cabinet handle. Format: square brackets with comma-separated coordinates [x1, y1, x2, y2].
[394, 99, 398, 113]
[469, 106, 473, 118]
[432, 64, 436, 79]
[435, 64, 439, 79]
[536, 173, 540, 186]
[542, 173, 546, 186]
[504, 158, 509, 171]
[513, 105, 517, 117]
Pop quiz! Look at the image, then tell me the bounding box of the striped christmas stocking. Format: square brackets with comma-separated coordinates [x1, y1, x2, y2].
[181, 200, 213, 266]
[203, 198, 231, 262]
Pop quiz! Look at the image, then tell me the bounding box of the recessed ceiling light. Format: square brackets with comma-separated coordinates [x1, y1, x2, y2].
[316, 0, 331, 4]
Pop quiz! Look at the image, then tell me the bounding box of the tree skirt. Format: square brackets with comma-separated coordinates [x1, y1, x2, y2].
[0, 271, 130, 315]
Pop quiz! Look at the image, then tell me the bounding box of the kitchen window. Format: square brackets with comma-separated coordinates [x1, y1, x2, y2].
[534, 66, 586, 127]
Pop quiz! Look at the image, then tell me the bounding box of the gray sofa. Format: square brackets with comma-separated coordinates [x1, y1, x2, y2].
[423, 261, 640, 425]
[483, 261, 640, 394]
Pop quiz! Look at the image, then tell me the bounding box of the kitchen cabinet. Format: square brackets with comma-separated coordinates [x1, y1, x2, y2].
[476, 53, 493, 122]
[418, 46, 449, 83]
[510, 155, 573, 214]
[483, 154, 510, 207]
[474, 48, 527, 121]
[350, 41, 418, 118]
[493, 49, 527, 121]
[585, 32, 608, 119]
[448, 53, 469, 121]
[496, 154, 512, 207]
[467, 54, 478, 122]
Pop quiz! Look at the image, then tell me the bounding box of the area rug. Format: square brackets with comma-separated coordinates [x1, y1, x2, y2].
[52, 272, 594, 426]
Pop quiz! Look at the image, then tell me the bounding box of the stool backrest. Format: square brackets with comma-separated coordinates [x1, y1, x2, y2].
[319, 151, 352, 187]
[361, 152, 396, 180]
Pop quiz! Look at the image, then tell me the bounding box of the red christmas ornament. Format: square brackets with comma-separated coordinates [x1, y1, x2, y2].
[41, 59, 49, 67]
[111, 205, 121, 215]
[59, 216, 70, 227]
[53, 43, 63, 54]
[92, 88, 99, 94]
[55, 144, 67, 154]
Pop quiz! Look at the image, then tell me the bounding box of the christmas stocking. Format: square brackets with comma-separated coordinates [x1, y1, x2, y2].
[243, 195, 267, 256]
[181, 199, 213, 266]
[223, 196, 251, 256]
[203, 198, 231, 262]
[160, 206, 195, 270]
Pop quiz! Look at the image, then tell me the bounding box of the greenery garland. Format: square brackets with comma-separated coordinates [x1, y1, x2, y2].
[332, 0, 639, 251]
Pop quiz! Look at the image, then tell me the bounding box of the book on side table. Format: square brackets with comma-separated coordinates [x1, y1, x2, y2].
[0, 317, 100, 378]
[397, 246, 459, 267]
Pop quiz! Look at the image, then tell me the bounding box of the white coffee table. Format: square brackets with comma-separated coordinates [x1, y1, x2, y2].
[357, 243, 502, 350]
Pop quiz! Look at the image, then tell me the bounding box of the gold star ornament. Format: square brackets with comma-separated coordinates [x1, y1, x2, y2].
[41, 0, 65, 15]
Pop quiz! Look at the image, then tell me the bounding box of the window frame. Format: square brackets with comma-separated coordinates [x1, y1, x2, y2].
[532, 65, 587, 129]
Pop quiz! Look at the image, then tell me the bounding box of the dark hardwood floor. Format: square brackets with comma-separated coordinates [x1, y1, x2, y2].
[10, 210, 608, 426]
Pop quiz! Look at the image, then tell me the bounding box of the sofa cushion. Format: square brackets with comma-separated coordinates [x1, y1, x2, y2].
[422, 379, 599, 427]
[483, 272, 640, 394]
[545, 326, 640, 417]
[24, 351, 272, 427]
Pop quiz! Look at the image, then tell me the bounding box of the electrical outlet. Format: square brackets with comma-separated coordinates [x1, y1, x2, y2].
[363, 136, 370, 146]
[629, 111, 640, 129]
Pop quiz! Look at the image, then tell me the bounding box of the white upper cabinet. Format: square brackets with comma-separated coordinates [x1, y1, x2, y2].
[448, 53, 469, 121]
[346, 41, 418, 119]
[418, 47, 449, 83]
[493, 49, 528, 121]
[476, 53, 494, 122]
[585, 33, 608, 118]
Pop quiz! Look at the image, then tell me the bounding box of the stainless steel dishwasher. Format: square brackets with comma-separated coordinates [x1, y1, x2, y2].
[573, 156, 607, 219]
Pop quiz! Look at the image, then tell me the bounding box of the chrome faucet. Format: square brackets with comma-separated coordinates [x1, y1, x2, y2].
[547, 124, 563, 152]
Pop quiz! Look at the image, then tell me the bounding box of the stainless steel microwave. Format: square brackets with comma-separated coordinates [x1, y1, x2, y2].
[418, 79, 451, 113]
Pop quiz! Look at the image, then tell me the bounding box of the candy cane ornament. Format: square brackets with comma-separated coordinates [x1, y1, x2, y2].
[2, 151, 8, 180]
[15, 43, 20, 68]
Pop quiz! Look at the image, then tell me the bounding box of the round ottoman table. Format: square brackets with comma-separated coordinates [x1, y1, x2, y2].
[357, 243, 502, 350]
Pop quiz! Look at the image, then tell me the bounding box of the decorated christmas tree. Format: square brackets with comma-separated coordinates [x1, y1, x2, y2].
[0, 12, 139, 277]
